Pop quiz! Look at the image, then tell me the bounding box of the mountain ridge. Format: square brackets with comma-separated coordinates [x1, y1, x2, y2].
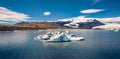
[0, 18, 105, 31]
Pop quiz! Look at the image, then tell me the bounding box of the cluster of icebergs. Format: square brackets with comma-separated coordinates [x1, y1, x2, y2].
[34, 31, 84, 42]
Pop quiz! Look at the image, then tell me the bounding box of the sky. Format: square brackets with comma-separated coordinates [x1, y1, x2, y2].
[0, 0, 120, 23]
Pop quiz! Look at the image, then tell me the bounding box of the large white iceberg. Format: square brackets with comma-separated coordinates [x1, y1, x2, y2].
[34, 31, 84, 42]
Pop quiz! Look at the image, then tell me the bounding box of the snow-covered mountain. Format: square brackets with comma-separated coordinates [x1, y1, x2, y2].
[95, 17, 120, 24]
[93, 24, 120, 31]
[58, 16, 104, 29]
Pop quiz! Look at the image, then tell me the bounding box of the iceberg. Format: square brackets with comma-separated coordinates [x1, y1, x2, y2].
[34, 31, 84, 42]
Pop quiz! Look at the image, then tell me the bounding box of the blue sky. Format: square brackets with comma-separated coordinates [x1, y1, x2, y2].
[0, 0, 120, 23]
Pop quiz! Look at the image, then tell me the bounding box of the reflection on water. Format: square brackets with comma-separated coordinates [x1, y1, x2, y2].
[0, 29, 120, 59]
[0, 31, 29, 46]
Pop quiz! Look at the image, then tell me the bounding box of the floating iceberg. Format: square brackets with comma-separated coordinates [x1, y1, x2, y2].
[34, 31, 84, 42]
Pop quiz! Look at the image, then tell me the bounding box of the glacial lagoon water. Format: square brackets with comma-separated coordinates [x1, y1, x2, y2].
[0, 29, 120, 59]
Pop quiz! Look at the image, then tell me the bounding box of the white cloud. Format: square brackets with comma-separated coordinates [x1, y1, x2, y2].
[43, 12, 51, 16]
[0, 7, 30, 21]
[92, 0, 101, 5]
[80, 9, 105, 14]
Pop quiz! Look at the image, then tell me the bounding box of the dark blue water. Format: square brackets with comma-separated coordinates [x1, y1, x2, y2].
[0, 29, 120, 59]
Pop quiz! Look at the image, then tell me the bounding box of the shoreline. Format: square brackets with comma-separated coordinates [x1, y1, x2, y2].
[0, 29, 94, 32]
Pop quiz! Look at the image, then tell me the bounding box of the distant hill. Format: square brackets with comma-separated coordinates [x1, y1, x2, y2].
[16, 21, 71, 26]
[0, 24, 68, 31]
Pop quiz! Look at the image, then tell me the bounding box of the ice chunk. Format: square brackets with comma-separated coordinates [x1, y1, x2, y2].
[34, 31, 84, 42]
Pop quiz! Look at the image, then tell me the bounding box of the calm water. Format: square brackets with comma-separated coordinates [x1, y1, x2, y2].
[0, 29, 120, 59]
